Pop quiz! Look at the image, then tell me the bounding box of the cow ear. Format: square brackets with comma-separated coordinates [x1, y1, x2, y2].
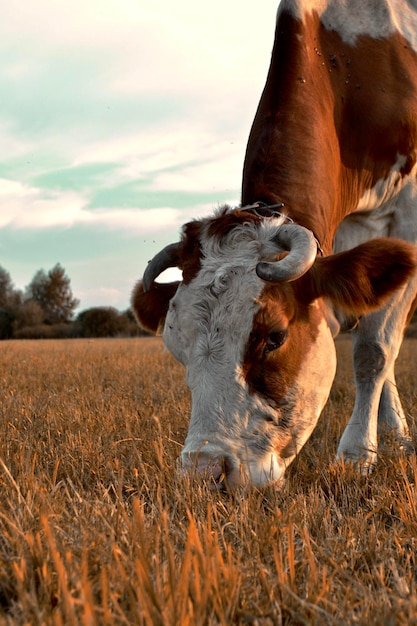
[298, 238, 417, 315]
[131, 281, 180, 334]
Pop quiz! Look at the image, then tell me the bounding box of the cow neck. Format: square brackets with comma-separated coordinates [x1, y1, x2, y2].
[242, 201, 324, 257]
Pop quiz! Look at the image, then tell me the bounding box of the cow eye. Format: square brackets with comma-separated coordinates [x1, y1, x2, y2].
[265, 330, 287, 353]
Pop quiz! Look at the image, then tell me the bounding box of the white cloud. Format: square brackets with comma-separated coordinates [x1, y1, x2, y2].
[0, 179, 87, 229]
[151, 147, 242, 195]
[0, 177, 187, 233]
[0, 2, 281, 309]
[0, 1, 279, 202]
[2, 1, 278, 119]
[0, 124, 34, 159]
[74, 120, 243, 198]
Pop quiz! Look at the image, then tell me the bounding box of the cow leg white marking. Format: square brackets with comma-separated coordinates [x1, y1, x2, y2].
[337, 280, 417, 467]
[337, 333, 383, 467]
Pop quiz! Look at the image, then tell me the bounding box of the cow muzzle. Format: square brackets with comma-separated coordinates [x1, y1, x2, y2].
[181, 449, 242, 490]
[181, 445, 285, 490]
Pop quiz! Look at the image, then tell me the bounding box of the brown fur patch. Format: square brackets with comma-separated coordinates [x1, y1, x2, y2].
[180, 221, 203, 285]
[206, 207, 261, 240]
[297, 238, 417, 314]
[243, 283, 320, 403]
[131, 281, 180, 334]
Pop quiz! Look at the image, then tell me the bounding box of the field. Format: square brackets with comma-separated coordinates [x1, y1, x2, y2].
[0, 336, 416, 625]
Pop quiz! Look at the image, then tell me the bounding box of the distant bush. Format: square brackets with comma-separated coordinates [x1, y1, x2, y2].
[13, 323, 74, 340]
[119, 308, 150, 337]
[76, 307, 144, 338]
[7, 308, 149, 340]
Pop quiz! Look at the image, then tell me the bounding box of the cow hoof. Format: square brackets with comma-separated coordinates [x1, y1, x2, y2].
[379, 434, 415, 457]
[336, 448, 377, 474]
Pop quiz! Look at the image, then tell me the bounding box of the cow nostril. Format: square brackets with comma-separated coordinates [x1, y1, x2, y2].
[197, 457, 226, 486]
[183, 453, 233, 489]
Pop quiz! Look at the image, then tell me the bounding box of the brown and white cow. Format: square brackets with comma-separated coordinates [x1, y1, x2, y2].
[132, 0, 417, 488]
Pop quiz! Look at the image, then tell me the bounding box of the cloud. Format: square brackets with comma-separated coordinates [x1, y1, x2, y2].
[0, 1, 280, 311]
[0, 105, 243, 232]
[0, 176, 191, 233]
[0, 124, 35, 160]
[0, 1, 279, 215]
[74, 121, 243, 197]
[0, 179, 87, 229]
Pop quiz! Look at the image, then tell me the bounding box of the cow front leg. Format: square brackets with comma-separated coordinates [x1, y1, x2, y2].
[337, 282, 413, 467]
[336, 336, 386, 468]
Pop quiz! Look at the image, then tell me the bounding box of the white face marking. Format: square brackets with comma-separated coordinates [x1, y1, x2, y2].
[247, 451, 286, 487]
[163, 217, 338, 488]
[280, 0, 417, 50]
[164, 220, 277, 480]
[290, 312, 337, 449]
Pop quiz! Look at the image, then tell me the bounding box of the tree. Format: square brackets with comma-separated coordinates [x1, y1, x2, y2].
[0, 309, 15, 339]
[26, 269, 48, 315]
[0, 267, 14, 308]
[26, 263, 79, 324]
[13, 299, 44, 331]
[0, 266, 21, 309]
[0, 267, 23, 338]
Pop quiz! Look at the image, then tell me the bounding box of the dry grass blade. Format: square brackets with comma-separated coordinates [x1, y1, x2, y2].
[42, 516, 78, 626]
[0, 457, 34, 520]
[0, 336, 415, 624]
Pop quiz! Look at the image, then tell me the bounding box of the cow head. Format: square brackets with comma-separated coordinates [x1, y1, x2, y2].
[132, 207, 416, 489]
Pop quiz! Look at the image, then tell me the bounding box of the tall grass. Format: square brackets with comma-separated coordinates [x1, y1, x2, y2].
[0, 337, 416, 624]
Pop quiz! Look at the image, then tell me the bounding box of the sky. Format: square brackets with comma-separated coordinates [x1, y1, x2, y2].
[0, 0, 280, 312]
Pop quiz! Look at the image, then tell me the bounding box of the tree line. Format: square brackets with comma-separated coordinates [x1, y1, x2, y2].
[3, 262, 416, 341]
[0, 263, 147, 340]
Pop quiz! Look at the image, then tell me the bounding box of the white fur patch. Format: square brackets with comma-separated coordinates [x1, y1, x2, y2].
[164, 217, 289, 486]
[356, 155, 417, 213]
[334, 157, 417, 252]
[279, 0, 417, 50]
[247, 451, 286, 486]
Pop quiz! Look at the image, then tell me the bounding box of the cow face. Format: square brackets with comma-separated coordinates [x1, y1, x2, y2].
[164, 273, 337, 488]
[132, 208, 417, 489]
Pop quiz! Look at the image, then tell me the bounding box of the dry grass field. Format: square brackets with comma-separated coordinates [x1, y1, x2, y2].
[0, 336, 416, 625]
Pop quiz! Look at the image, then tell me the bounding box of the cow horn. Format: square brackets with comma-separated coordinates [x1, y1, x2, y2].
[256, 224, 318, 282]
[142, 242, 182, 292]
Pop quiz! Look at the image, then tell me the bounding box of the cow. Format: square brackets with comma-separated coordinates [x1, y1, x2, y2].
[132, 0, 417, 489]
